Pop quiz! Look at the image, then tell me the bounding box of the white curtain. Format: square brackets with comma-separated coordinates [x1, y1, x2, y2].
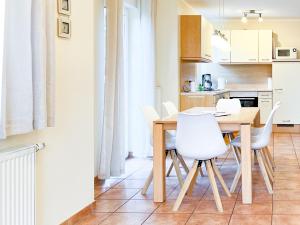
[98, 0, 126, 179]
[128, 0, 156, 157]
[0, 0, 55, 139]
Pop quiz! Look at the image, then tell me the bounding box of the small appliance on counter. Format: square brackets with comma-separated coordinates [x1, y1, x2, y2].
[202, 74, 213, 91]
[217, 78, 226, 90]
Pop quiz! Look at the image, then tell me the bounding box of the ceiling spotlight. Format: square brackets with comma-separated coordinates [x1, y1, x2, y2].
[241, 13, 248, 23]
[241, 10, 263, 23]
[258, 13, 263, 22]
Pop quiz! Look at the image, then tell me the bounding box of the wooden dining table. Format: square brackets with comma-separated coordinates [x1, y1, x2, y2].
[152, 107, 260, 204]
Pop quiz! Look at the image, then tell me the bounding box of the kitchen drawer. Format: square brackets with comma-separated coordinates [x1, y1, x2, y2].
[258, 92, 272, 99]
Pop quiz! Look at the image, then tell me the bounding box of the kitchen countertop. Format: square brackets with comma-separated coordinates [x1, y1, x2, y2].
[181, 88, 272, 96]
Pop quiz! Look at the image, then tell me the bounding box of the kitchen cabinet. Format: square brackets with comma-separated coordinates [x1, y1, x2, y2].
[180, 92, 230, 111]
[273, 62, 300, 124]
[180, 15, 213, 62]
[231, 30, 259, 63]
[213, 30, 231, 63]
[259, 30, 273, 63]
[258, 92, 273, 124]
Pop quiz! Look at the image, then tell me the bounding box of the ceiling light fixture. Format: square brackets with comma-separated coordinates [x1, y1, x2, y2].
[241, 10, 263, 23]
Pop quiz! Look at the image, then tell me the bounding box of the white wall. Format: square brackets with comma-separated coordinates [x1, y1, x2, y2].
[0, 0, 95, 224]
[155, 0, 195, 116]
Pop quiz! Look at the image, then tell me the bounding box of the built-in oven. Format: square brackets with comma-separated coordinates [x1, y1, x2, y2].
[230, 91, 258, 107]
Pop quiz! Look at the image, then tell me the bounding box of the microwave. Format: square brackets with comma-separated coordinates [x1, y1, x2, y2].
[276, 47, 297, 59]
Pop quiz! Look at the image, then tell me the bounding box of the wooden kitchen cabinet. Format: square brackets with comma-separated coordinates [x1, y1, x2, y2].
[259, 30, 273, 63]
[180, 15, 213, 62]
[231, 30, 259, 63]
[180, 92, 230, 111]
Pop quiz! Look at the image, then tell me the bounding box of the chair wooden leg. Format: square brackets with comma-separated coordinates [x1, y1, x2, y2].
[230, 165, 241, 193]
[264, 147, 275, 169]
[256, 150, 273, 194]
[170, 150, 184, 188]
[211, 159, 231, 197]
[261, 149, 274, 182]
[141, 169, 153, 195]
[206, 160, 223, 212]
[166, 162, 174, 177]
[177, 153, 189, 174]
[173, 160, 198, 211]
[187, 162, 200, 196]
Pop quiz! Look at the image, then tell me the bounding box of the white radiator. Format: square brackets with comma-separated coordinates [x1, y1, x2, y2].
[0, 143, 45, 225]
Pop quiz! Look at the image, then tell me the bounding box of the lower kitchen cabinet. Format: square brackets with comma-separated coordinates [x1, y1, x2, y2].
[180, 92, 229, 111]
[258, 98, 272, 124]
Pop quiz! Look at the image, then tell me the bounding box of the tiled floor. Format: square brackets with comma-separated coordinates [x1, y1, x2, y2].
[75, 133, 300, 225]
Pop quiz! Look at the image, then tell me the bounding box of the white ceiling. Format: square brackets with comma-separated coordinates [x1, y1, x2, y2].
[185, 0, 300, 19]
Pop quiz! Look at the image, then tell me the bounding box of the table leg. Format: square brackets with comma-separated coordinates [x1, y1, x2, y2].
[153, 123, 166, 202]
[241, 123, 252, 204]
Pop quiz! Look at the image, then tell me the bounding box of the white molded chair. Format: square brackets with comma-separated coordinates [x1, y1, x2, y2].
[216, 98, 241, 114]
[173, 113, 231, 212]
[162, 101, 193, 177]
[141, 106, 184, 195]
[230, 102, 281, 194]
[163, 101, 178, 116]
[216, 99, 242, 164]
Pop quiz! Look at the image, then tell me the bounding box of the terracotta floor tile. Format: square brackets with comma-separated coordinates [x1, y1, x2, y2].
[113, 179, 147, 189]
[97, 188, 140, 200]
[273, 201, 300, 214]
[274, 179, 300, 190]
[229, 215, 271, 225]
[194, 200, 236, 214]
[233, 201, 272, 215]
[143, 213, 191, 225]
[237, 189, 272, 203]
[186, 214, 231, 225]
[93, 199, 127, 212]
[155, 200, 199, 214]
[203, 189, 238, 201]
[99, 213, 150, 225]
[116, 200, 160, 213]
[274, 189, 300, 201]
[96, 178, 123, 188]
[272, 215, 300, 225]
[74, 213, 111, 225]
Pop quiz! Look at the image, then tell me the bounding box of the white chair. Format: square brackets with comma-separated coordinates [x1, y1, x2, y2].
[163, 101, 178, 117]
[173, 113, 231, 212]
[162, 101, 193, 176]
[141, 106, 184, 195]
[216, 98, 241, 114]
[216, 99, 242, 164]
[230, 103, 281, 194]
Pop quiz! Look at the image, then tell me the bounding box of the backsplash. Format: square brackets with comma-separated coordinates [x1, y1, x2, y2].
[181, 63, 272, 90]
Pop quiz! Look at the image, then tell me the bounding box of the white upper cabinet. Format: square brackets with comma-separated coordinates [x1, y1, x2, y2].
[213, 30, 231, 63]
[259, 30, 273, 63]
[231, 30, 259, 63]
[200, 16, 214, 61]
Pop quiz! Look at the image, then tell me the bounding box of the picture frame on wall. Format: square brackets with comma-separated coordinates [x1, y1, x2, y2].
[58, 0, 71, 15]
[57, 16, 71, 39]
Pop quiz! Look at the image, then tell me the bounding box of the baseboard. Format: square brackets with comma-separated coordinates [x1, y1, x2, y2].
[273, 124, 300, 133]
[60, 201, 96, 225]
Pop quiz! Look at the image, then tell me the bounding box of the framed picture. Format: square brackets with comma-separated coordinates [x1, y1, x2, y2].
[57, 17, 71, 39]
[58, 0, 71, 15]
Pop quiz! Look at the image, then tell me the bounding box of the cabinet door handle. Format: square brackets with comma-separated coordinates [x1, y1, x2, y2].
[282, 120, 291, 123]
[261, 58, 271, 61]
[274, 88, 283, 91]
[248, 59, 257, 61]
[260, 100, 271, 103]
